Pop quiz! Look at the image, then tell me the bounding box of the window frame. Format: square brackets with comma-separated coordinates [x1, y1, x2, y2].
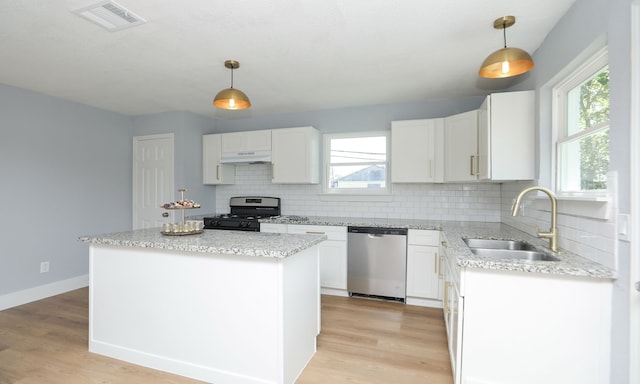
[552, 46, 609, 198]
[322, 131, 391, 196]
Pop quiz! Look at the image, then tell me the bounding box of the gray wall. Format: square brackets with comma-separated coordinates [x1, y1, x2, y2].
[507, 0, 632, 381]
[214, 96, 484, 134]
[0, 84, 133, 295]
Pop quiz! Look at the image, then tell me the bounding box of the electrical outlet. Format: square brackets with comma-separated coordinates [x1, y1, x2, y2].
[618, 213, 630, 241]
[40, 261, 50, 273]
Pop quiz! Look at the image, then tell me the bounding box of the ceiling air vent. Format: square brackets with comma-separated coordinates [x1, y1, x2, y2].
[74, 0, 146, 31]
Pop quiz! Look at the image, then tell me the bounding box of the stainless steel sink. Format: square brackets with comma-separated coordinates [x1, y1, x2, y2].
[463, 237, 560, 262]
[463, 238, 537, 251]
[469, 248, 560, 262]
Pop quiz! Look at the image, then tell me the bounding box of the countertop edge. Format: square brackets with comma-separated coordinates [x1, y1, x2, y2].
[260, 216, 616, 280]
[79, 229, 327, 259]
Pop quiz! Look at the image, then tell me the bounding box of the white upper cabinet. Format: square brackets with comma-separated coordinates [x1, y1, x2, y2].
[202, 134, 235, 185]
[477, 90, 535, 181]
[444, 110, 479, 182]
[221, 130, 272, 153]
[391, 119, 444, 183]
[445, 90, 535, 182]
[271, 126, 320, 184]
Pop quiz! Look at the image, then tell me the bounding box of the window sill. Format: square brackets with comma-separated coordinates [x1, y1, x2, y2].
[532, 194, 611, 220]
[555, 194, 610, 202]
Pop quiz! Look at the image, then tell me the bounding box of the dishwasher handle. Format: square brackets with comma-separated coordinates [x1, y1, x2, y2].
[348, 226, 408, 236]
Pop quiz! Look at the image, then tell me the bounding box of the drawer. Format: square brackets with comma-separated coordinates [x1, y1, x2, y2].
[288, 224, 347, 241]
[408, 229, 440, 246]
[260, 223, 288, 233]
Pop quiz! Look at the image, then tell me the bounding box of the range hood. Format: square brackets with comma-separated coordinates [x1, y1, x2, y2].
[220, 150, 272, 164]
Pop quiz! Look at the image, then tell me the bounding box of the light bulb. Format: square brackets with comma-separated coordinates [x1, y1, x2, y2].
[229, 98, 236, 108]
[501, 61, 510, 74]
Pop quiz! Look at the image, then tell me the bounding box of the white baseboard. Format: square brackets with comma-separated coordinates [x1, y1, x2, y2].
[0, 274, 89, 311]
[406, 296, 444, 309]
[320, 287, 349, 297]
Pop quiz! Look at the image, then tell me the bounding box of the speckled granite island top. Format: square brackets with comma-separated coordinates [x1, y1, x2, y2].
[79, 228, 327, 259]
[262, 216, 616, 279]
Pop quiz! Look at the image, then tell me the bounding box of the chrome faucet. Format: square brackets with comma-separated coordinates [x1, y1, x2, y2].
[511, 186, 559, 252]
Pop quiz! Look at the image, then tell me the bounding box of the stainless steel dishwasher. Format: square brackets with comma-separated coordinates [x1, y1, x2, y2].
[347, 226, 408, 301]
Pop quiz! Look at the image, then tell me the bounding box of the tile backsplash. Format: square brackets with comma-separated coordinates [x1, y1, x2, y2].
[501, 181, 617, 270]
[214, 164, 617, 270]
[215, 164, 501, 221]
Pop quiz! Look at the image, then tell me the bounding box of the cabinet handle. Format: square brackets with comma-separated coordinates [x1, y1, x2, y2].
[272, 163, 275, 181]
[469, 156, 473, 176]
[429, 159, 433, 178]
[216, 165, 220, 180]
[470, 155, 478, 176]
[438, 255, 445, 278]
[306, 231, 326, 235]
[434, 253, 438, 274]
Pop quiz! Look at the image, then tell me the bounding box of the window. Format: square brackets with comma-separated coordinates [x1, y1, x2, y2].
[554, 47, 609, 195]
[323, 131, 390, 195]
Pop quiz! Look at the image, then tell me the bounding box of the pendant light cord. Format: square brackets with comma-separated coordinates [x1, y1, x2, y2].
[230, 67, 234, 89]
[503, 20, 507, 48]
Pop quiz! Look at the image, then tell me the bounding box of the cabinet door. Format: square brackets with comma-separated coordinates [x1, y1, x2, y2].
[477, 97, 490, 180]
[450, 282, 463, 384]
[271, 127, 320, 184]
[288, 225, 347, 290]
[444, 110, 478, 182]
[486, 90, 535, 181]
[406, 245, 440, 299]
[318, 240, 348, 289]
[203, 134, 235, 184]
[259, 223, 287, 233]
[391, 119, 444, 183]
[221, 130, 272, 152]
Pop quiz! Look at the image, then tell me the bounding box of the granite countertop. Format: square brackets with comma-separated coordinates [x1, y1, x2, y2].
[261, 216, 616, 279]
[79, 228, 326, 259]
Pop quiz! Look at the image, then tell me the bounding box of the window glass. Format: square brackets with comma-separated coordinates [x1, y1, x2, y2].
[324, 133, 389, 193]
[555, 52, 609, 194]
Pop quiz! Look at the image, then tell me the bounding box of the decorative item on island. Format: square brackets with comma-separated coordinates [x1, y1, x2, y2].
[161, 188, 203, 236]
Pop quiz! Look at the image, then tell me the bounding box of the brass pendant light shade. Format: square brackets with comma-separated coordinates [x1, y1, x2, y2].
[213, 60, 251, 110]
[479, 16, 534, 78]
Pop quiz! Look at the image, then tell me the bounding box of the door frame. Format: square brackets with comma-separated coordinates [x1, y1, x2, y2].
[132, 133, 175, 229]
[630, 1, 640, 383]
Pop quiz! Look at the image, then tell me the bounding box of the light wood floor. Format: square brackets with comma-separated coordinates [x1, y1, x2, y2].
[0, 289, 452, 384]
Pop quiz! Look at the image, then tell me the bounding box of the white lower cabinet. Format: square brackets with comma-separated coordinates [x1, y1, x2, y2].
[288, 225, 348, 296]
[443, 246, 612, 384]
[443, 246, 463, 384]
[405, 229, 443, 307]
[261, 223, 348, 296]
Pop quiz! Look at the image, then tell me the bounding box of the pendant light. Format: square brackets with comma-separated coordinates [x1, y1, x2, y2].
[213, 60, 251, 110]
[479, 16, 534, 78]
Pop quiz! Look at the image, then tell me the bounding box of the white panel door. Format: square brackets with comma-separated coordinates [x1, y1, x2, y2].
[133, 134, 174, 229]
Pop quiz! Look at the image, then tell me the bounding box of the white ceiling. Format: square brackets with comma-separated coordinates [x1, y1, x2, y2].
[0, 0, 576, 119]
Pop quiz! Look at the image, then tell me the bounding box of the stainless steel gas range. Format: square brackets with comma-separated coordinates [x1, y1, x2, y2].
[203, 196, 281, 232]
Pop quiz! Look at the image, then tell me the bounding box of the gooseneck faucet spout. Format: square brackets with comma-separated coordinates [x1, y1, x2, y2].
[511, 186, 558, 252]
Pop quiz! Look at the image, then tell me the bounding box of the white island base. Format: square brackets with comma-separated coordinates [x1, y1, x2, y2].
[89, 244, 320, 384]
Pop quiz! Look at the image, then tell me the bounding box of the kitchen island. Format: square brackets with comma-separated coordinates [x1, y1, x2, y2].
[80, 228, 326, 384]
